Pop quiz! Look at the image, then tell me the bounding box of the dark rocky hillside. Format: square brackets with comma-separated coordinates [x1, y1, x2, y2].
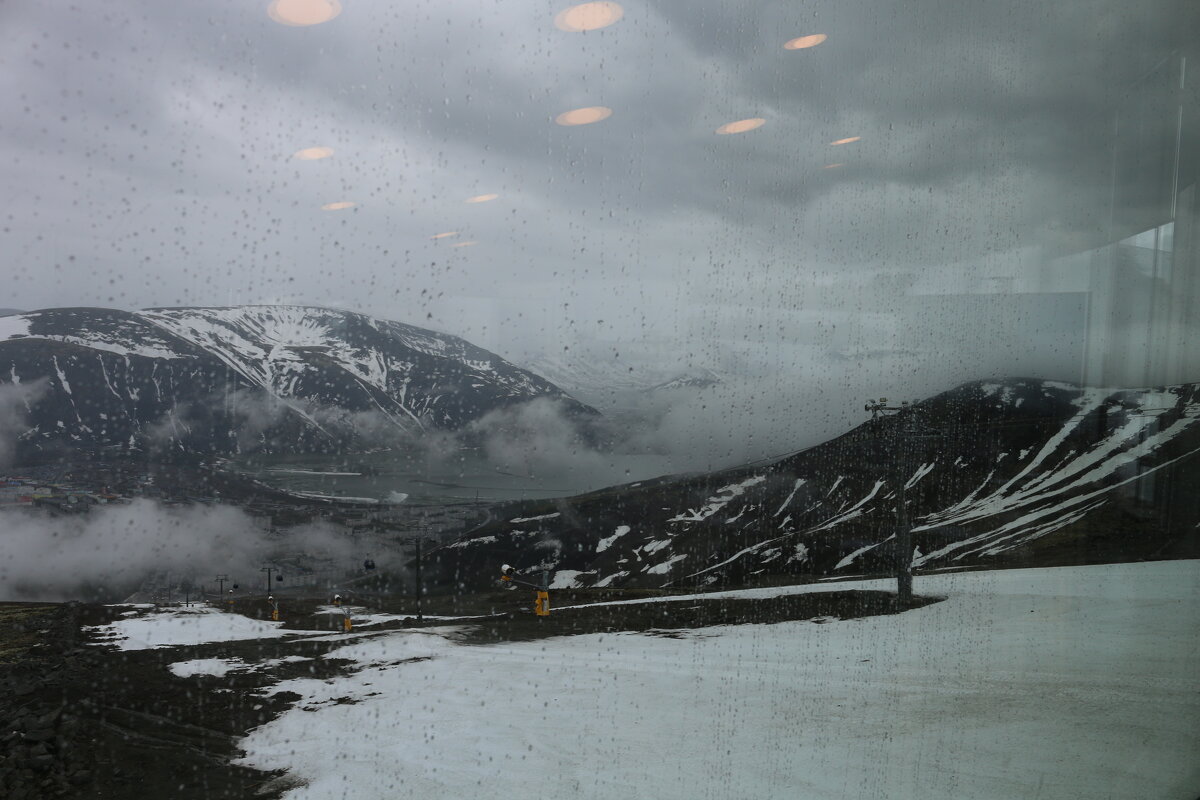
[436, 379, 1200, 589]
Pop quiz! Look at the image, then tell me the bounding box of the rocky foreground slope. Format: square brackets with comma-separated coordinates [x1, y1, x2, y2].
[438, 379, 1200, 588]
[0, 305, 595, 455]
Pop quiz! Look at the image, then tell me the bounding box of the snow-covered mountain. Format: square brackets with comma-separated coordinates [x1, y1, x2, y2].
[0, 305, 596, 454]
[520, 354, 722, 403]
[643, 367, 723, 393]
[438, 379, 1200, 587]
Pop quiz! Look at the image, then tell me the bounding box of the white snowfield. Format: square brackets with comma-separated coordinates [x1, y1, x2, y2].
[237, 560, 1200, 800]
[87, 605, 294, 650]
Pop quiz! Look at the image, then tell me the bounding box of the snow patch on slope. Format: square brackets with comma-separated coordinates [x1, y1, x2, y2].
[596, 525, 630, 553]
[0, 315, 31, 340]
[668, 475, 766, 524]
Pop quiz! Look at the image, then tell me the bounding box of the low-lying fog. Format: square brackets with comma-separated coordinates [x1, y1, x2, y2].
[0, 499, 391, 603]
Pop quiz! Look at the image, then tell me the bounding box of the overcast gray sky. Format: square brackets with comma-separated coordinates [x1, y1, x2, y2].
[1, 0, 1194, 388]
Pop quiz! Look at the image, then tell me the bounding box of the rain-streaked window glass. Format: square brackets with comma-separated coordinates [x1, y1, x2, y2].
[1, 1, 1197, 798]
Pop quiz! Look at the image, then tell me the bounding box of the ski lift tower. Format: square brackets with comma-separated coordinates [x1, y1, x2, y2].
[400, 534, 436, 621]
[864, 398, 941, 607]
[259, 564, 284, 595]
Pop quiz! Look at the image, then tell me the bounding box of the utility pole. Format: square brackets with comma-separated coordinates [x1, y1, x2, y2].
[865, 398, 919, 606]
[260, 565, 276, 595]
[400, 535, 435, 621]
[216, 574, 228, 598]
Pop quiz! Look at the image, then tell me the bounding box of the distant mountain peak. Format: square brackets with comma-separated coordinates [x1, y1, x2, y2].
[520, 353, 724, 398]
[0, 305, 596, 455]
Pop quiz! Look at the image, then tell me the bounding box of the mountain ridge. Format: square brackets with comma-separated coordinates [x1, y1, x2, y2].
[0, 305, 597, 455]
[520, 353, 725, 400]
[436, 377, 1200, 589]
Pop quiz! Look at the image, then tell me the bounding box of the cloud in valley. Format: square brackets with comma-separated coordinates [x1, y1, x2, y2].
[0, 498, 377, 602]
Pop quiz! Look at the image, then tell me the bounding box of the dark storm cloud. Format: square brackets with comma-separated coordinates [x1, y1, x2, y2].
[8, 2, 1191, 203]
[638, 0, 1197, 256]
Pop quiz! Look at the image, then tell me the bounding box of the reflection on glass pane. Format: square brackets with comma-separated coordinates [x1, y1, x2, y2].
[0, 0, 1196, 797]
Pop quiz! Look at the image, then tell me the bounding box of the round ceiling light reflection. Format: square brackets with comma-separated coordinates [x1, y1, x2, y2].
[830, 136, 861, 145]
[465, 194, 498, 204]
[268, 0, 342, 26]
[784, 34, 827, 50]
[715, 118, 765, 135]
[555, 106, 613, 126]
[292, 146, 334, 161]
[321, 201, 356, 211]
[554, 2, 624, 32]
[431, 232, 459, 239]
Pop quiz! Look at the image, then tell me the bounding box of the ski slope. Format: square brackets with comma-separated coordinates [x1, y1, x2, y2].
[235, 560, 1200, 799]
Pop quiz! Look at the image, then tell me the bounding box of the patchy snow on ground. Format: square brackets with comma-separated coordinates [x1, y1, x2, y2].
[312, 605, 497, 627]
[313, 605, 420, 627]
[169, 657, 247, 678]
[87, 606, 295, 650]
[237, 560, 1200, 799]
